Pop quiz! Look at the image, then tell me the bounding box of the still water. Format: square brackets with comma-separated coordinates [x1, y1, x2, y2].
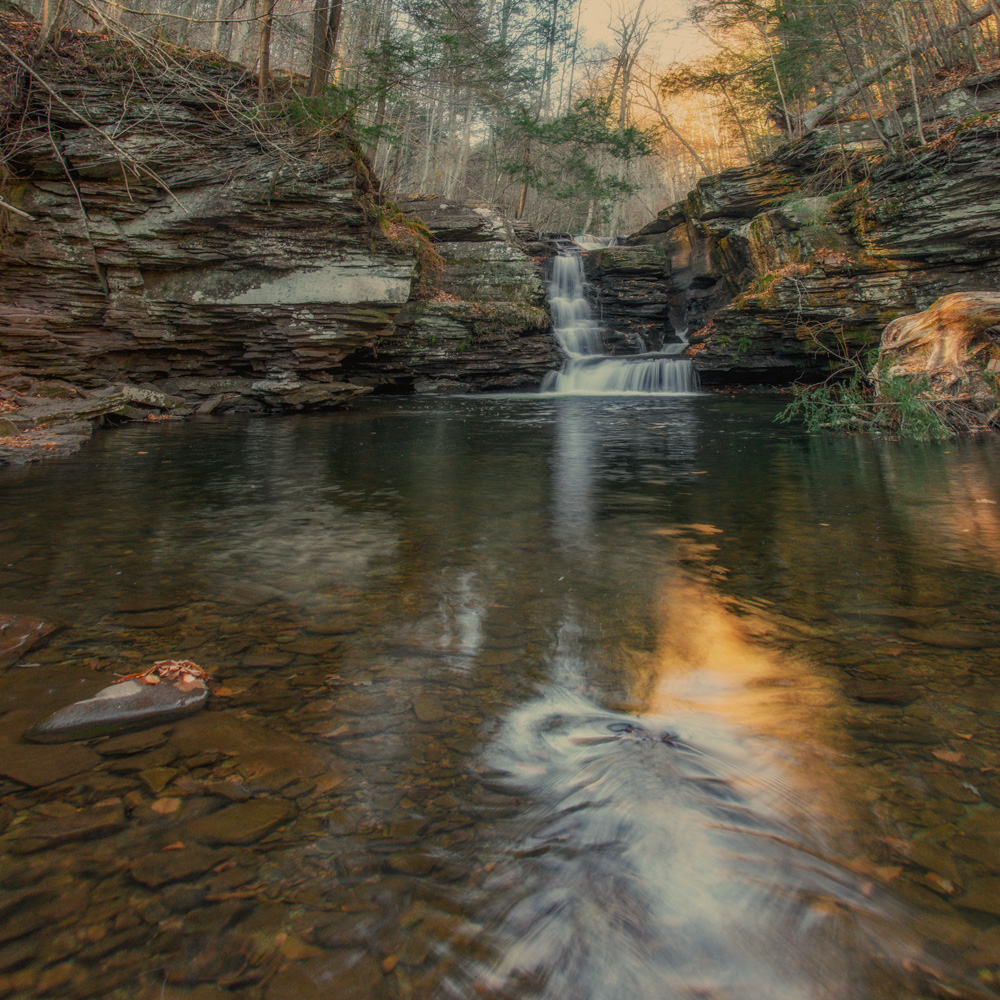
[2, 394, 1000, 1000]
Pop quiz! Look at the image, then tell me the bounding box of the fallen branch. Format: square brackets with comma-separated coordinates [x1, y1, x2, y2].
[799, 3, 998, 131]
[0, 196, 34, 220]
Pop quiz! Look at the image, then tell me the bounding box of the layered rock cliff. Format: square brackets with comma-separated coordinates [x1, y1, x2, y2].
[340, 200, 557, 393]
[0, 19, 420, 412]
[0, 17, 554, 435]
[596, 73, 1000, 385]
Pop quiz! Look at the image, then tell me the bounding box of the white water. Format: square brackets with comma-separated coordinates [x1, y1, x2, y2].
[542, 248, 698, 395]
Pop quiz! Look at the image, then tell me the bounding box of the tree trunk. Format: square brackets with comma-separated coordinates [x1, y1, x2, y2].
[307, 0, 331, 96]
[257, 0, 276, 100]
[515, 140, 530, 219]
[895, 5, 927, 144]
[800, 3, 996, 130]
[36, 0, 66, 54]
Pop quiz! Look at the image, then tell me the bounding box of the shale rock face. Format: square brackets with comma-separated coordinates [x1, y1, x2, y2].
[582, 245, 672, 353]
[616, 81, 1000, 385]
[342, 200, 556, 393]
[0, 32, 414, 412]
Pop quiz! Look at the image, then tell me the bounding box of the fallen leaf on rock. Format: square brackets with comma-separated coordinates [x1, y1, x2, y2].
[116, 659, 209, 692]
[209, 685, 234, 698]
[933, 749, 965, 764]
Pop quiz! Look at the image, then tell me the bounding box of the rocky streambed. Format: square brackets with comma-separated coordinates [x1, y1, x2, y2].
[3, 399, 1000, 999]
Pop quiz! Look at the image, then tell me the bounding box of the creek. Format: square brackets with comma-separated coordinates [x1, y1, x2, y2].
[2, 396, 1000, 999]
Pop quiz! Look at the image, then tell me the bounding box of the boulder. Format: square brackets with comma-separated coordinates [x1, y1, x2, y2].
[25, 677, 208, 743]
[0, 612, 58, 669]
[397, 199, 516, 243]
[686, 162, 800, 221]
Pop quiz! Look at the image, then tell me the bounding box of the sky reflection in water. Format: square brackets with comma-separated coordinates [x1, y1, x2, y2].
[1, 395, 1000, 999]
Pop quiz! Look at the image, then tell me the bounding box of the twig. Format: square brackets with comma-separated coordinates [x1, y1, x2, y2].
[0, 197, 34, 220]
[0, 35, 188, 212]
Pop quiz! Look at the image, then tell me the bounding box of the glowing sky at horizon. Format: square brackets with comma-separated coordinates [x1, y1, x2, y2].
[575, 0, 714, 62]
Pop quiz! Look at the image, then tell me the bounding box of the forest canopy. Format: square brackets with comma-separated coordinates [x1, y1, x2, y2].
[10, 0, 1000, 232]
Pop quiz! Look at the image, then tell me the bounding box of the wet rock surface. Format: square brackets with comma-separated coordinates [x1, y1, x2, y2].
[342, 200, 557, 393]
[621, 94, 1000, 385]
[0, 612, 57, 669]
[583, 245, 672, 352]
[26, 678, 209, 743]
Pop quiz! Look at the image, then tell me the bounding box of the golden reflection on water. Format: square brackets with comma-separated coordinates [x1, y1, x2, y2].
[645, 559, 839, 737]
[908, 459, 1000, 573]
[632, 529, 866, 840]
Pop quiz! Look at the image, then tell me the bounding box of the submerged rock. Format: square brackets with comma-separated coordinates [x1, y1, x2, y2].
[130, 845, 230, 888]
[7, 801, 126, 853]
[0, 612, 58, 670]
[0, 743, 101, 787]
[25, 677, 208, 744]
[183, 798, 297, 845]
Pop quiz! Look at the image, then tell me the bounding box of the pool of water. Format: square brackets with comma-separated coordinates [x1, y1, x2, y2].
[2, 393, 1000, 1000]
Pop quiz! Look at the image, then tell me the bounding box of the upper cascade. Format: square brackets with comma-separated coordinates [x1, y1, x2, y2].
[542, 240, 698, 395]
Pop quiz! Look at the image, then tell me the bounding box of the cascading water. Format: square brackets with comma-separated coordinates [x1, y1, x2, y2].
[542, 243, 698, 395]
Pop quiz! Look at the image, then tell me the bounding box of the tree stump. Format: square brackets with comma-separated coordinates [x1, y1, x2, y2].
[874, 292, 1000, 429]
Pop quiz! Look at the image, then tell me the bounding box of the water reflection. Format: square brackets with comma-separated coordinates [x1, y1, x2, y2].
[467, 560, 970, 1000]
[2, 397, 1000, 1000]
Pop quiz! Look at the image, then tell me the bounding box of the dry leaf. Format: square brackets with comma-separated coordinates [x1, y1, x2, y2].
[925, 873, 955, 894]
[933, 749, 964, 764]
[150, 798, 181, 815]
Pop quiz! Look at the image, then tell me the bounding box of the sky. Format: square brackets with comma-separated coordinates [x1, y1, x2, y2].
[575, 0, 714, 62]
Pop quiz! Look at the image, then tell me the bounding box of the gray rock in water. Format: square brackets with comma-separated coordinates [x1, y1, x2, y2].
[25, 679, 208, 744]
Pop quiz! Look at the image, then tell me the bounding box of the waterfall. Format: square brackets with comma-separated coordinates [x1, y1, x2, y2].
[542, 245, 698, 395]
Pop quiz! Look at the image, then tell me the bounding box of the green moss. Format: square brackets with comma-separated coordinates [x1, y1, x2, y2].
[469, 302, 548, 337]
[372, 202, 442, 297]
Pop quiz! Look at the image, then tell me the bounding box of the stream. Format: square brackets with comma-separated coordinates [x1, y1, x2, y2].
[2, 395, 1000, 999]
